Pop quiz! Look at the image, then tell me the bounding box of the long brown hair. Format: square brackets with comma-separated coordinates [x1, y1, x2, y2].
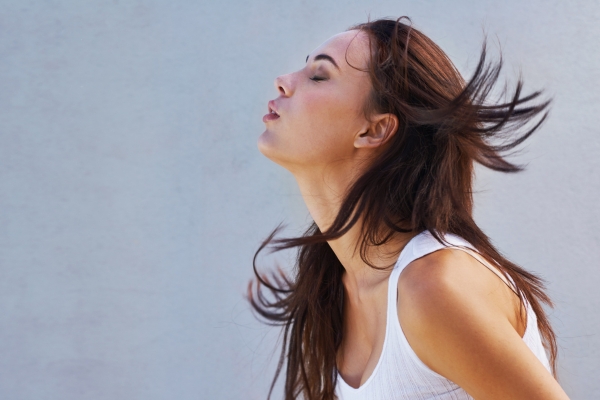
[248, 17, 556, 400]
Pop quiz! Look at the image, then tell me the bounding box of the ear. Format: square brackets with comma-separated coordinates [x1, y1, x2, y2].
[354, 113, 399, 149]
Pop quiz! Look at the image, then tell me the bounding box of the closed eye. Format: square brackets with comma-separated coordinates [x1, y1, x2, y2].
[310, 76, 327, 82]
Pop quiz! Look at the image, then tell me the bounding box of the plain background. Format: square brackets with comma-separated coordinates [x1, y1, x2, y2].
[0, 0, 598, 399]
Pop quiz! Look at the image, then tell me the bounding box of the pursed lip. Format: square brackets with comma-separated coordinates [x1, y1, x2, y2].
[263, 99, 281, 123]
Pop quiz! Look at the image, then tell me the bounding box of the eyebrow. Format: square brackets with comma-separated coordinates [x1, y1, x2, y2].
[305, 53, 340, 70]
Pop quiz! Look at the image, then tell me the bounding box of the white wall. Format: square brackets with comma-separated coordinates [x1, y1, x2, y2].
[0, 1, 597, 399]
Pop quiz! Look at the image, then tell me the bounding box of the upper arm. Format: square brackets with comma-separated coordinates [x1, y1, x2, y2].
[397, 249, 568, 400]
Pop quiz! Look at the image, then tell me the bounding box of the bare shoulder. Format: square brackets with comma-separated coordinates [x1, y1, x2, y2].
[398, 248, 517, 315]
[397, 248, 523, 353]
[396, 248, 521, 346]
[396, 248, 568, 399]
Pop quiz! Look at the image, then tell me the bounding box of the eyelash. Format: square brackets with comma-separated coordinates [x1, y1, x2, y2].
[310, 76, 327, 82]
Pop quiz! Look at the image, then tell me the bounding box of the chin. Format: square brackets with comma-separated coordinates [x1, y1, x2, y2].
[257, 130, 274, 156]
[257, 131, 295, 170]
[258, 131, 281, 161]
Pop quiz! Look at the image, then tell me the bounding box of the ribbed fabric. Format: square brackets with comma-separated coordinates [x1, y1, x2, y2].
[335, 231, 551, 400]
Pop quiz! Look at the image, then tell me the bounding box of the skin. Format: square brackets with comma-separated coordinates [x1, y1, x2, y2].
[259, 29, 569, 399]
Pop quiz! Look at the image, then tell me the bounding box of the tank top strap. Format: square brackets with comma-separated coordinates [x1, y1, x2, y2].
[443, 244, 518, 295]
[386, 231, 448, 320]
[430, 232, 519, 295]
[386, 230, 519, 323]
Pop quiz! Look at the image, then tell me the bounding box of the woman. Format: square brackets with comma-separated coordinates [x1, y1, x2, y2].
[249, 17, 569, 400]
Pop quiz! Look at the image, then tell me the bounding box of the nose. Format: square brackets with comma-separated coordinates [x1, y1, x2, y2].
[274, 74, 292, 97]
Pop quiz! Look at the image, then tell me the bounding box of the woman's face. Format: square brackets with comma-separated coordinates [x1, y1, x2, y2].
[258, 30, 373, 173]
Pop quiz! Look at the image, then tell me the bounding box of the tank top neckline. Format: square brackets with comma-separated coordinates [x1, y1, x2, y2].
[336, 231, 420, 392]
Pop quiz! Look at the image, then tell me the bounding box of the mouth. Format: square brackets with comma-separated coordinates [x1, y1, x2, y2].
[263, 100, 280, 122]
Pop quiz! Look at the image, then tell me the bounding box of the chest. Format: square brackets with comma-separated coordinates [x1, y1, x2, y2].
[336, 287, 392, 389]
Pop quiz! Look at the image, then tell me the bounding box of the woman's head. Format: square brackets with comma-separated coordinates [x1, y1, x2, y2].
[258, 18, 518, 234]
[258, 29, 399, 174]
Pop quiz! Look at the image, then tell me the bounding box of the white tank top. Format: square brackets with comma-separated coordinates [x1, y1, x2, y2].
[335, 231, 551, 400]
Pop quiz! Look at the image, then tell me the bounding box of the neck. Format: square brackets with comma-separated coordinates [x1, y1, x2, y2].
[292, 165, 415, 295]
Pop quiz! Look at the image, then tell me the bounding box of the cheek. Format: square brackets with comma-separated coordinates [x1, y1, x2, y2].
[294, 91, 360, 151]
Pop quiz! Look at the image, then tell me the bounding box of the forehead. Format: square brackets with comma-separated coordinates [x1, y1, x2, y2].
[310, 30, 370, 71]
